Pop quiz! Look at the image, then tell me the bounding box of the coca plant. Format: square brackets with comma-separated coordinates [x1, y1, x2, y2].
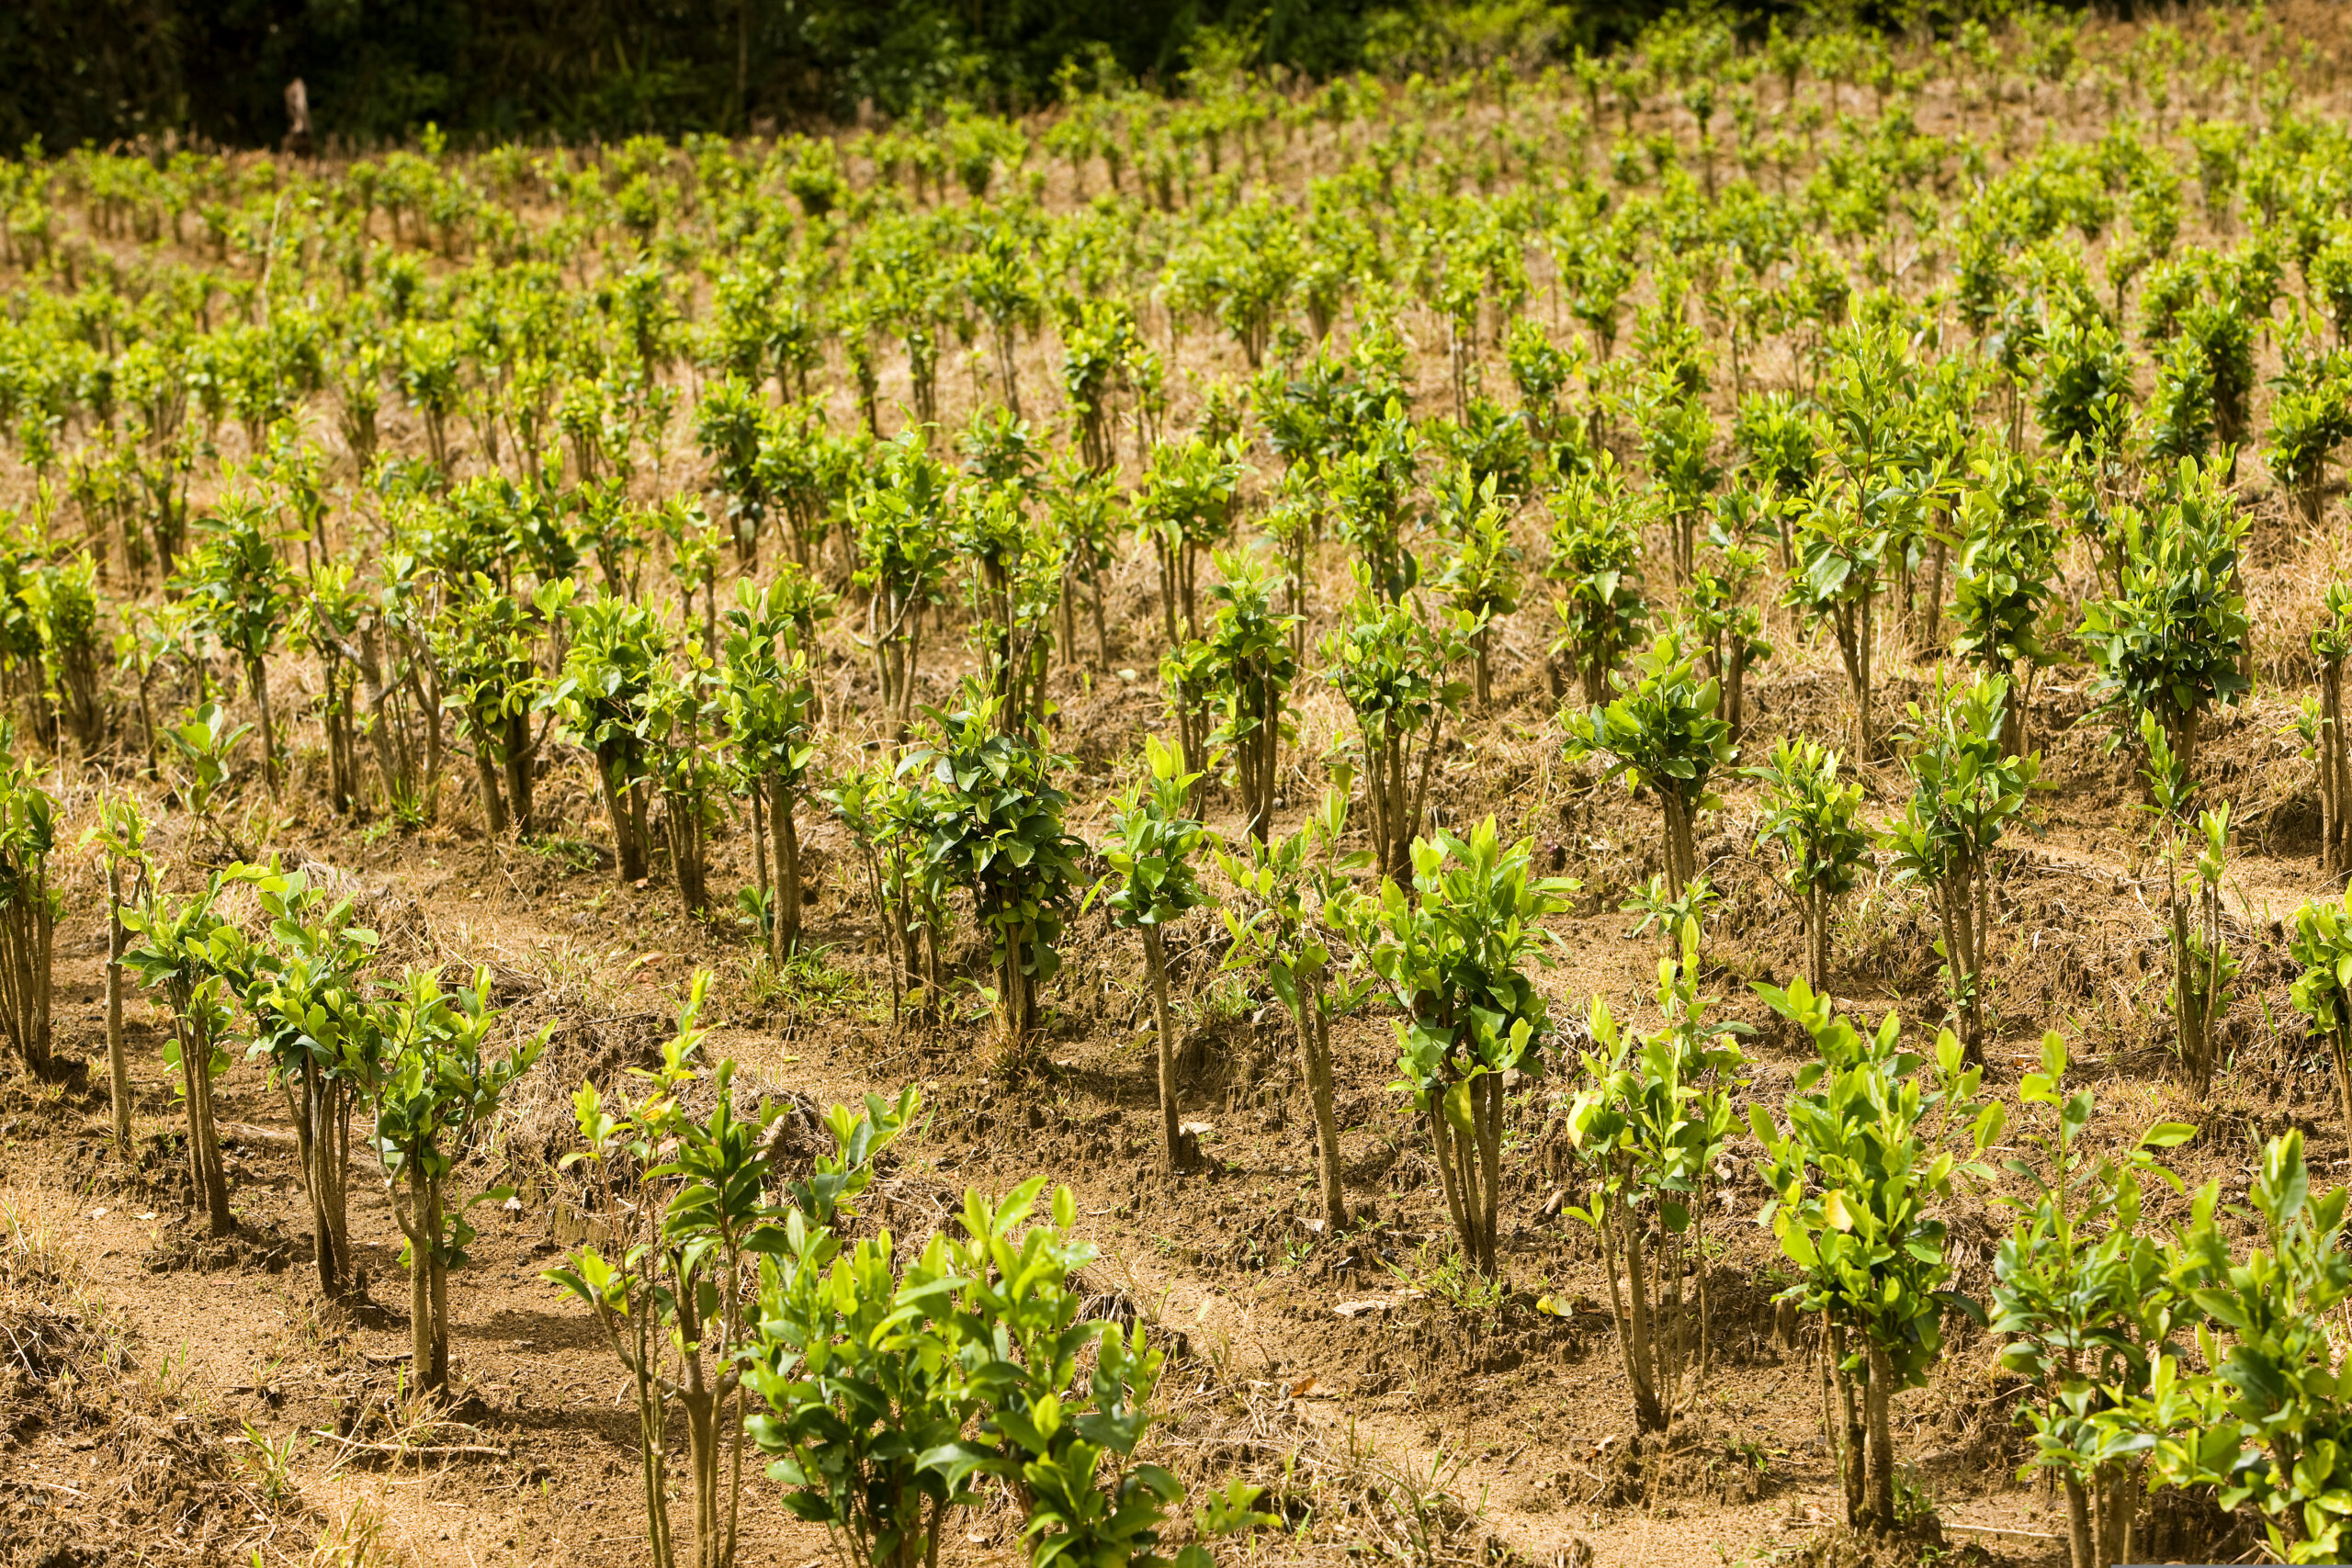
[1748, 737, 1869, 992]
[551, 976, 910, 1568]
[1785, 474, 1891, 754]
[85, 789, 153, 1150]
[1557, 917, 1748, 1435]
[376, 967, 543, 1395]
[1640, 390, 1720, 583]
[1045, 460, 1120, 668]
[554, 589, 666, 886]
[2290, 889, 2352, 1151]
[1432, 472, 1522, 709]
[0, 744, 56, 1076]
[771, 1177, 1273, 1568]
[1218, 777, 1368, 1241]
[923, 1180, 1272, 1568]
[28, 556, 103, 757]
[1320, 596, 1469, 883]
[1325, 401, 1422, 606]
[851, 433, 954, 736]
[225, 863, 384, 1301]
[122, 874, 237, 1236]
[1197, 547, 1298, 844]
[1684, 530, 1770, 741]
[723, 574, 831, 960]
[2261, 337, 2352, 525]
[647, 657, 723, 917]
[746, 1150, 967, 1568]
[1341, 818, 1572, 1277]
[2078, 456, 2249, 787]
[2307, 584, 2352, 877]
[1882, 674, 2041, 1064]
[1951, 450, 2058, 758]
[1989, 1032, 2192, 1568]
[1750, 981, 2000, 1535]
[2141, 713, 2236, 1100]
[1134, 435, 1244, 645]
[1542, 456, 1648, 704]
[2133, 1132, 2352, 1565]
[954, 479, 1064, 737]
[904, 701, 1082, 1062]
[1100, 737, 1213, 1171]
[176, 496, 294, 795]
[434, 572, 549, 837]
[1564, 629, 1734, 899]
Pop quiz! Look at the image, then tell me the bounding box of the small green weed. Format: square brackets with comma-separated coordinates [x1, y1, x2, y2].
[747, 944, 865, 1013]
[524, 833, 603, 873]
[1187, 972, 1254, 1029]
[237, 1421, 301, 1504]
[1385, 1238, 1508, 1319]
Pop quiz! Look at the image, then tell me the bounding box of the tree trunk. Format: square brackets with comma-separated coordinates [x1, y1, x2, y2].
[326, 1093, 351, 1293]
[2334, 665, 2352, 881]
[294, 1061, 336, 1298]
[2064, 1473, 2094, 1568]
[1726, 642, 1747, 740]
[1661, 792, 1698, 897]
[1863, 1336, 1897, 1531]
[751, 787, 775, 964]
[1145, 928, 1182, 1169]
[473, 737, 508, 834]
[179, 1020, 232, 1237]
[2094, 1462, 2136, 1568]
[1923, 536, 1946, 649]
[250, 656, 280, 798]
[503, 710, 534, 837]
[1155, 537, 1179, 649]
[1618, 1196, 1667, 1432]
[2168, 705, 2201, 799]
[1057, 570, 1077, 662]
[2324, 659, 2349, 877]
[105, 875, 130, 1153]
[770, 777, 801, 955]
[418, 1166, 448, 1393]
[2332, 1030, 2352, 1158]
[1939, 875, 1984, 1063]
[679, 1372, 724, 1568]
[2172, 894, 2211, 1097]
[997, 931, 1035, 1057]
[1369, 730, 1400, 883]
[408, 1164, 435, 1388]
[1403, 712, 1444, 882]
[1296, 988, 1347, 1236]
[628, 1318, 675, 1568]
[1475, 1074, 1501, 1276]
[597, 744, 648, 884]
[1238, 671, 1279, 845]
[1806, 887, 1831, 991]
[1427, 1100, 1475, 1272]
[2000, 664, 2028, 757]
[664, 782, 708, 915]
[1833, 1322, 1866, 1526]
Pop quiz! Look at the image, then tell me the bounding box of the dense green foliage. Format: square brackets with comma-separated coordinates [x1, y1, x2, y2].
[1, 0, 1716, 150]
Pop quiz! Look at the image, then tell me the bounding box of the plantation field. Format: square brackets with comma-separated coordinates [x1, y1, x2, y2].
[14, 7, 2352, 1568]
